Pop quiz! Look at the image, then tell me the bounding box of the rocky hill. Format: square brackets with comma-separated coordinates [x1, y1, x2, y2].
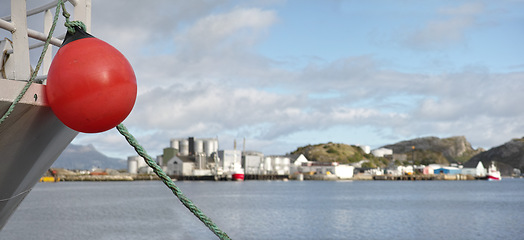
[291, 142, 366, 163]
[52, 144, 126, 170]
[290, 136, 484, 168]
[290, 142, 389, 168]
[381, 136, 483, 164]
[465, 137, 524, 176]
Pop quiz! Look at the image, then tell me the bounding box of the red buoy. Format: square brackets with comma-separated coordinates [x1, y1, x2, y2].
[46, 27, 137, 133]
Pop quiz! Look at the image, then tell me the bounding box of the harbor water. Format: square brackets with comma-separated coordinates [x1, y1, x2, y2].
[1, 179, 523, 240]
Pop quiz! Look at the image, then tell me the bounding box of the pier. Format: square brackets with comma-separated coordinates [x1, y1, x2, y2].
[373, 174, 474, 181]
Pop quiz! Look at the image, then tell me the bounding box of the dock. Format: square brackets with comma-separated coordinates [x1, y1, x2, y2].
[373, 174, 475, 181]
[60, 174, 160, 181]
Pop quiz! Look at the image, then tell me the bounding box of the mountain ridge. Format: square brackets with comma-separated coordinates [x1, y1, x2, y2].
[465, 137, 524, 175]
[52, 143, 126, 170]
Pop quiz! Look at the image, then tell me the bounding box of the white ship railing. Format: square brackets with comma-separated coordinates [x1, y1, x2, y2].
[0, 0, 91, 82]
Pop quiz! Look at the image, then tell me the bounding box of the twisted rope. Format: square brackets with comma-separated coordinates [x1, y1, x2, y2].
[60, 0, 86, 33]
[0, 1, 61, 125]
[116, 124, 231, 240]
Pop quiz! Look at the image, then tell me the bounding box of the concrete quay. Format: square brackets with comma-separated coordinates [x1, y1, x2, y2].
[61, 174, 160, 181]
[372, 174, 475, 181]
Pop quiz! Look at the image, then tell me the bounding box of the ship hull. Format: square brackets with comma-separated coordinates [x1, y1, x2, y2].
[232, 173, 245, 181]
[487, 174, 501, 181]
[0, 79, 78, 230]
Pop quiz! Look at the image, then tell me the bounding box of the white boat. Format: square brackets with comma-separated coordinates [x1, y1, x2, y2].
[487, 162, 501, 181]
[0, 0, 91, 230]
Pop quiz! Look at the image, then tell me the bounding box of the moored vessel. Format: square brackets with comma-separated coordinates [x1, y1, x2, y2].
[487, 162, 501, 181]
[0, 0, 91, 230]
[232, 169, 245, 181]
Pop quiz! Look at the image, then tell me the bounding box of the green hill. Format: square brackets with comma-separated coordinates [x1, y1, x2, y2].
[291, 142, 389, 168]
[290, 136, 483, 168]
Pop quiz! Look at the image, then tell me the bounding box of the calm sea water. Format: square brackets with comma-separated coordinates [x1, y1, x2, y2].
[1, 179, 523, 240]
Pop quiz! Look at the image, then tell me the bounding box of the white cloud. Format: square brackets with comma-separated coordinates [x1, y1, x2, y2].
[176, 7, 276, 53]
[402, 2, 485, 50]
[65, 1, 524, 158]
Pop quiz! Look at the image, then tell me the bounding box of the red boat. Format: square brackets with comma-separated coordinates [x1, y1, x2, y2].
[232, 169, 245, 181]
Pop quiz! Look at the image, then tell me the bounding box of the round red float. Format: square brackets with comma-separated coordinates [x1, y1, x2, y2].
[46, 27, 137, 133]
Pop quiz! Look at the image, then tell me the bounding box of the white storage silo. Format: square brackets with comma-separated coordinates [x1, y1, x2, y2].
[194, 139, 204, 154]
[264, 157, 272, 174]
[135, 156, 147, 170]
[170, 139, 180, 150]
[273, 157, 282, 171]
[282, 157, 291, 175]
[180, 139, 189, 156]
[213, 138, 219, 152]
[127, 156, 138, 174]
[204, 139, 214, 156]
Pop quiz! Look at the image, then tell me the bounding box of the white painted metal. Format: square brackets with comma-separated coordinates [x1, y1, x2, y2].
[43, 9, 53, 78]
[0, 19, 15, 32]
[26, 28, 63, 47]
[0, 0, 93, 80]
[73, 0, 92, 33]
[11, 0, 31, 81]
[1, 1, 59, 20]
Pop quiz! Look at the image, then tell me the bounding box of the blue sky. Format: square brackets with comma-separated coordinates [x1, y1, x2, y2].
[2, 0, 524, 159]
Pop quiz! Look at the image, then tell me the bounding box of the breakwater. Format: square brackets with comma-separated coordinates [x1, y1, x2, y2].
[373, 174, 475, 181]
[60, 174, 160, 181]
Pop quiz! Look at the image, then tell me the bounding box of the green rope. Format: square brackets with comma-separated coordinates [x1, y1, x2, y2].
[60, 0, 86, 33]
[116, 124, 231, 240]
[0, 1, 62, 125]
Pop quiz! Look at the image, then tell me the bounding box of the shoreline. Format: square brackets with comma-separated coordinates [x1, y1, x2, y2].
[41, 173, 508, 182]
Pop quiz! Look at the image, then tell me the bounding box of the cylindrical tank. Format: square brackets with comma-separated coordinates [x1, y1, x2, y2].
[170, 139, 179, 150]
[273, 157, 282, 170]
[264, 157, 272, 173]
[135, 156, 147, 170]
[180, 139, 189, 156]
[204, 139, 213, 156]
[156, 155, 163, 166]
[194, 139, 203, 154]
[127, 156, 139, 174]
[213, 139, 219, 152]
[282, 157, 290, 165]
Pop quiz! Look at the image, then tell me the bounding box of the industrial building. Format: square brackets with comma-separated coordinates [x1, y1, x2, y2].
[433, 167, 462, 175]
[127, 137, 369, 180]
[126, 137, 298, 180]
[460, 161, 487, 178]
